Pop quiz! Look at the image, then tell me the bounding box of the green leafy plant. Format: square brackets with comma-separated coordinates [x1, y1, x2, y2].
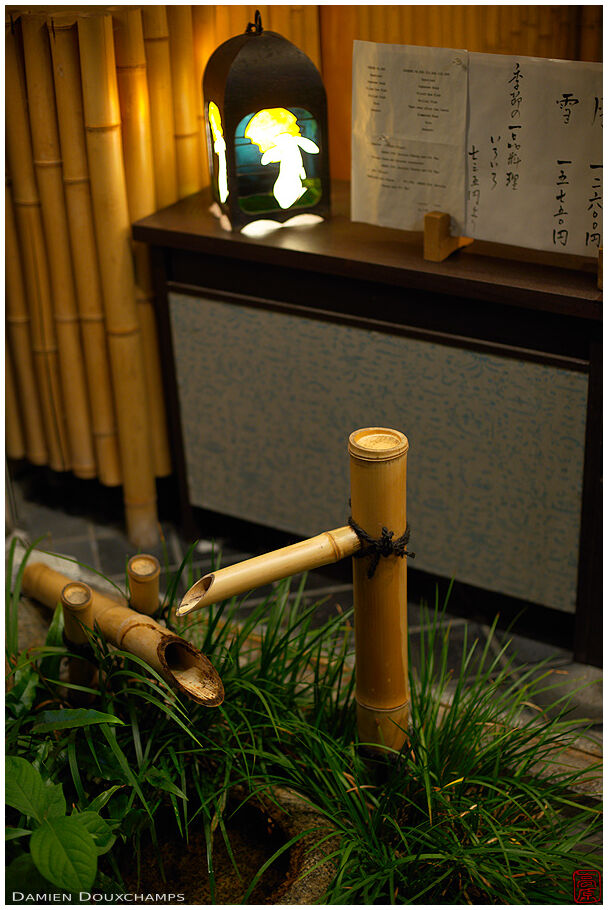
[5, 541, 602, 904]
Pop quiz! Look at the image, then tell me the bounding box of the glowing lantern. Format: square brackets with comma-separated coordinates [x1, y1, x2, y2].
[203, 10, 330, 232]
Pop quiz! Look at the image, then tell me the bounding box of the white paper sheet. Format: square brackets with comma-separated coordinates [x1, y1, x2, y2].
[351, 41, 468, 234]
[465, 54, 602, 256]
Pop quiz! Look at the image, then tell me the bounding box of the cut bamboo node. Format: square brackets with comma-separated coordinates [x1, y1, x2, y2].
[61, 581, 93, 646]
[348, 427, 408, 462]
[128, 554, 161, 616]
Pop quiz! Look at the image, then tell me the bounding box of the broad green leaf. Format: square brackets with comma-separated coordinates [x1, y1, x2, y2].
[32, 709, 124, 734]
[6, 667, 39, 719]
[5, 756, 47, 823]
[5, 827, 31, 841]
[43, 781, 67, 819]
[87, 785, 123, 814]
[5, 853, 57, 903]
[73, 811, 116, 855]
[30, 816, 97, 893]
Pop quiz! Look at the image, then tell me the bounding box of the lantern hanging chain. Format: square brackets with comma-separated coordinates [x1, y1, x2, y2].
[246, 10, 263, 35]
[348, 516, 415, 579]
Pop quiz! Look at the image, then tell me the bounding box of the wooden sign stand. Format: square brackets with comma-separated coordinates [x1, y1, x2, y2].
[179, 427, 412, 753]
[423, 211, 474, 262]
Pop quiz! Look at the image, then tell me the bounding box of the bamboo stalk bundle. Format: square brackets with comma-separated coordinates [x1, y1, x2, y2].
[301, 5, 321, 69]
[227, 5, 249, 38]
[113, 8, 171, 478]
[5, 20, 69, 472]
[21, 13, 97, 481]
[6, 342, 26, 461]
[178, 526, 360, 616]
[384, 7, 401, 48]
[579, 6, 603, 62]
[213, 6, 232, 46]
[428, 6, 442, 48]
[47, 14, 121, 488]
[23, 561, 224, 706]
[5, 177, 48, 466]
[349, 428, 409, 752]
[192, 4, 216, 187]
[77, 11, 158, 547]
[127, 554, 161, 616]
[141, 6, 178, 208]
[537, 6, 554, 58]
[464, 6, 481, 52]
[167, 6, 202, 199]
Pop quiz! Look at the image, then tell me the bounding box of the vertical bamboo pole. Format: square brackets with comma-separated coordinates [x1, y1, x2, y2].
[78, 11, 158, 547]
[5, 177, 48, 466]
[128, 554, 161, 616]
[192, 4, 216, 187]
[113, 8, 172, 478]
[213, 6, 232, 46]
[5, 20, 69, 472]
[61, 581, 96, 698]
[142, 7, 178, 208]
[21, 13, 97, 481]
[167, 6, 202, 199]
[349, 428, 409, 752]
[579, 6, 603, 62]
[6, 342, 26, 461]
[47, 14, 121, 488]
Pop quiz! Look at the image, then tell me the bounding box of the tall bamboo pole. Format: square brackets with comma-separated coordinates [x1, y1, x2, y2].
[21, 13, 97, 481]
[6, 342, 26, 461]
[349, 428, 409, 752]
[5, 177, 48, 466]
[141, 7, 178, 208]
[192, 4, 216, 187]
[5, 20, 69, 472]
[113, 8, 171, 478]
[167, 5, 202, 199]
[47, 14, 121, 488]
[77, 11, 158, 547]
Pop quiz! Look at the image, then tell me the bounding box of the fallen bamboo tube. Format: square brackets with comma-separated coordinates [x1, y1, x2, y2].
[141, 6, 178, 208]
[167, 6, 202, 199]
[77, 11, 158, 547]
[5, 176, 48, 466]
[6, 341, 26, 461]
[349, 427, 409, 752]
[23, 562, 223, 706]
[178, 526, 361, 616]
[113, 8, 172, 478]
[21, 13, 97, 480]
[61, 581, 97, 697]
[5, 20, 69, 472]
[128, 554, 161, 616]
[47, 14, 122, 488]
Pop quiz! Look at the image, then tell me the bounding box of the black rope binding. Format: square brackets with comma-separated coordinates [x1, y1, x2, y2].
[348, 517, 415, 579]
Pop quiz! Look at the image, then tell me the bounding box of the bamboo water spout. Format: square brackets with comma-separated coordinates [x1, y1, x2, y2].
[22, 562, 223, 707]
[179, 427, 411, 751]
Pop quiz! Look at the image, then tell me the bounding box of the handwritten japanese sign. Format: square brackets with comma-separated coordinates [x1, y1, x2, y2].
[465, 54, 602, 256]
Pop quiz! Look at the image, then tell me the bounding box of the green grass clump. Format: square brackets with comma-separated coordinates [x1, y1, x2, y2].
[5, 542, 602, 904]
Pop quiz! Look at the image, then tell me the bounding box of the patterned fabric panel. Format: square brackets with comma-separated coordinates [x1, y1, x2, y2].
[170, 293, 588, 612]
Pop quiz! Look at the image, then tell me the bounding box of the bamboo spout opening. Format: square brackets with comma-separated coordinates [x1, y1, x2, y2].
[159, 636, 224, 707]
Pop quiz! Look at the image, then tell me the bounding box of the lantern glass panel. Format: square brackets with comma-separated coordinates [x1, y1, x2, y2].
[207, 102, 229, 203]
[235, 107, 322, 214]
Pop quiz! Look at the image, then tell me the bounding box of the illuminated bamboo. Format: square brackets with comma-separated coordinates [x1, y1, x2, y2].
[178, 526, 360, 616]
[5, 20, 69, 472]
[6, 342, 25, 461]
[47, 14, 121, 487]
[192, 4, 216, 187]
[21, 13, 96, 480]
[61, 581, 97, 696]
[167, 6, 202, 198]
[23, 562, 223, 706]
[127, 554, 161, 616]
[348, 428, 409, 752]
[113, 7, 172, 478]
[302, 5, 321, 70]
[78, 11, 158, 547]
[5, 177, 47, 466]
[142, 6, 178, 207]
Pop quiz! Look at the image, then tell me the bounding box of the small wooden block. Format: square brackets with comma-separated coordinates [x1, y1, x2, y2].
[423, 211, 474, 262]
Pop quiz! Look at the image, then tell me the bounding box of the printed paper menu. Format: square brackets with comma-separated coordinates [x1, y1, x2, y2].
[352, 42, 603, 257]
[351, 41, 468, 234]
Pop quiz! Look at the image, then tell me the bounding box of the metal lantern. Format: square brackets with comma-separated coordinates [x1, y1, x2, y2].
[203, 10, 330, 231]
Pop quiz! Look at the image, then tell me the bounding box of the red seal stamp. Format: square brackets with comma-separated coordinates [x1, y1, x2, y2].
[573, 869, 601, 904]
